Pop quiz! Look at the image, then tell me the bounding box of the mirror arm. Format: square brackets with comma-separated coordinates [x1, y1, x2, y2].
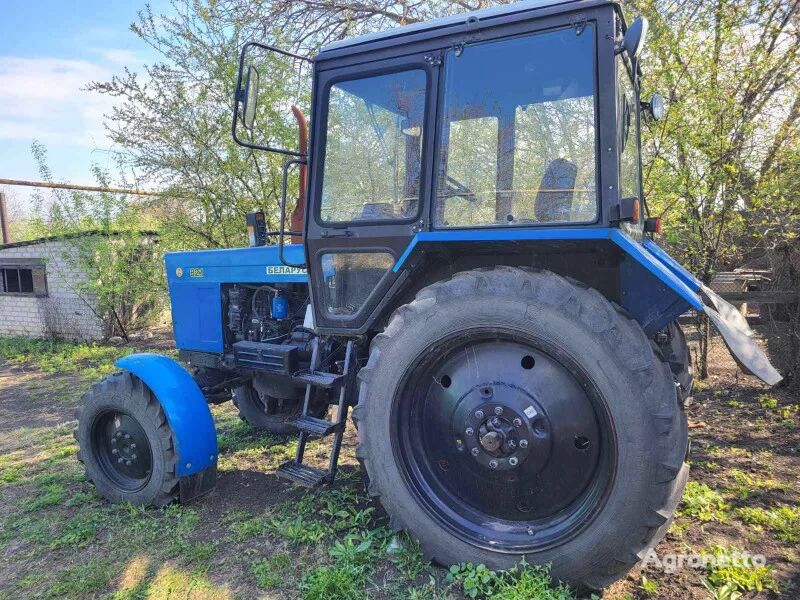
[231, 41, 312, 158]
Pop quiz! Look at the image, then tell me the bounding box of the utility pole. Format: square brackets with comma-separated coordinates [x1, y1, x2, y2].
[0, 191, 10, 244]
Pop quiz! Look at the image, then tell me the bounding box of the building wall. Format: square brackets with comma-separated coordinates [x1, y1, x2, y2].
[0, 241, 104, 341]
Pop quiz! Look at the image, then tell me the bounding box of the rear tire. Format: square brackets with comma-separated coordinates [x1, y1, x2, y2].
[75, 372, 179, 507]
[354, 268, 688, 589]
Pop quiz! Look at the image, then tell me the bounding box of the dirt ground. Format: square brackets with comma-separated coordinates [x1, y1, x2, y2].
[0, 327, 797, 599]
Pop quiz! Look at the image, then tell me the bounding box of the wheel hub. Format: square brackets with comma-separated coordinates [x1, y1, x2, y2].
[91, 411, 153, 491]
[460, 385, 549, 472]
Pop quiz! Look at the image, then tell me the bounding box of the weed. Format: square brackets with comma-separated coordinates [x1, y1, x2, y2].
[0, 465, 23, 484]
[446, 561, 575, 600]
[268, 515, 330, 543]
[19, 483, 66, 511]
[736, 505, 800, 542]
[679, 481, 730, 523]
[225, 511, 271, 542]
[757, 394, 779, 411]
[46, 560, 113, 599]
[390, 533, 428, 580]
[252, 551, 293, 589]
[300, 564, 368, 600]
[723, 468, 785, 500]
[702, 545, 778, 596]
[50, 512, 100, 549]
[0, 336, 129, 377]
[639, 575, 658, 596]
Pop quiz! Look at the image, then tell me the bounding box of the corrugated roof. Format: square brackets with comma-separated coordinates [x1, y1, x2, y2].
[0, 231, 158, 251]
[319, 0, 589, 53]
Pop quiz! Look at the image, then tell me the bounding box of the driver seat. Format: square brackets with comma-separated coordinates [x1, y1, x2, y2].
[534, 158, 577, 223]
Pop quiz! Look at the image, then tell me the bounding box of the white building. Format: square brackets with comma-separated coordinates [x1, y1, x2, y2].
[0, 235, 104, 341]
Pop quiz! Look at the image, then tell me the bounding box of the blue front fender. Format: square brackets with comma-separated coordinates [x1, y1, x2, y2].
[116, 354, 218, 477]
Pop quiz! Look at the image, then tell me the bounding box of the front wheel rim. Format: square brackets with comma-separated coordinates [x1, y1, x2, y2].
[392, 329, 616, 553]
[91, 410, 153, 492]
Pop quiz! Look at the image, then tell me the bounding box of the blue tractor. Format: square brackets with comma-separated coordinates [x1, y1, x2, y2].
[75, 0, 781, 588]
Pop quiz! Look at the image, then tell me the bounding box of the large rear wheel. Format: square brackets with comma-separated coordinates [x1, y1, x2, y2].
[354, 268, 688, 589]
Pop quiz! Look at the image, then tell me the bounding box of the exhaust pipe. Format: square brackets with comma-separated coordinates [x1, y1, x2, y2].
[290, 105, 308, 244]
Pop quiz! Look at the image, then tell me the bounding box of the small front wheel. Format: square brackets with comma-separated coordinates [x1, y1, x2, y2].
[75, 372, 179, 507]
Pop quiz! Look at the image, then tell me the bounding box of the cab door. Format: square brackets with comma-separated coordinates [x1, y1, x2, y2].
[304, 53, 439, 334]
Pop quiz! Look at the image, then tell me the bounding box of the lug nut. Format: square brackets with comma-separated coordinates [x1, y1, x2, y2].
[513, 418, 522, 427]
[471, 448, 480, 456]
[475, 410, 484, 419]
[117, 457, 124, 464]
[494, 406, 503, 416]
[527, 527, 535, 536]
[130, 443, 136, 450]
[508, 440, 517, 449]
[124, 433, 131, 440]
[130, 454, 137, 460]
[509, 457, 518, 466]
[489, 460, 498, 469]
[465, 427, 474, 436]
[111, 448, 118, 455]
[519, 439, 529, 449]
[125, 460, 132, 466]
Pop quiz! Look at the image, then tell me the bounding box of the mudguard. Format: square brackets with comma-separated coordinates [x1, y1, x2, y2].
[642, 239, 782, 386]
[392, 230, 782, 386]
[115, 354, 219, 488]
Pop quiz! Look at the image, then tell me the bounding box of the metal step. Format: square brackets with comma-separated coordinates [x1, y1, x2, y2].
[291, 415, 339, 437]
[292, 370, 345, 388]
[276, 461, 328, 487]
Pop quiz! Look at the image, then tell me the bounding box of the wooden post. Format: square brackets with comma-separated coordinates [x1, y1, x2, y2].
[0, 191, 10, 245]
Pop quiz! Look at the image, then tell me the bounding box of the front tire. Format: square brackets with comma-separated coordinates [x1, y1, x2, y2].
[354, 268, 688, 589]
[75, 372, 179, 507]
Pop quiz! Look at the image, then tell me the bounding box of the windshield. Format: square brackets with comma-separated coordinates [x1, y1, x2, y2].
[435, 25, 598, 228]
[320, 70, 426, 223]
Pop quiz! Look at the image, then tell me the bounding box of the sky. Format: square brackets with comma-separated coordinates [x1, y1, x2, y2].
[0, 0, 172, 210]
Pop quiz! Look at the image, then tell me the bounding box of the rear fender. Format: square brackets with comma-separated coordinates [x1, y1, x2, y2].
[641, 238, 782, 386]
[115, 354, 218, 500]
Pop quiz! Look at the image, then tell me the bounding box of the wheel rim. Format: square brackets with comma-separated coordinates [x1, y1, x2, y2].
[392, 329, 616, 553]
[91, 411, 153, 492]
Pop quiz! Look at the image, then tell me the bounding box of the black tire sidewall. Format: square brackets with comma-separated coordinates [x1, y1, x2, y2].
[77, 375, 173, 506]
[359, 278, 680, 583]
[232, 385, 299, 434]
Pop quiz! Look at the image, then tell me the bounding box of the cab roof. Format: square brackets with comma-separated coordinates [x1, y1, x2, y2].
[318, 0, 615, 56]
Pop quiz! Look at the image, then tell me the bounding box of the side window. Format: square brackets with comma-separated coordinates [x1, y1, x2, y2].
[617, 55, 641, 199]
[320, 70, 427, 223]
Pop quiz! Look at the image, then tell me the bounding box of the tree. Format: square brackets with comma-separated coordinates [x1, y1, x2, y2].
[625, 0, 800, 377]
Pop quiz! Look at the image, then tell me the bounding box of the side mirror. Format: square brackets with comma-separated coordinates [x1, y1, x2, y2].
[231, 41, 312, 158]
[241, 66, 260, 130]
[642, 93, 666, 122]
[622, 17, 649, 60]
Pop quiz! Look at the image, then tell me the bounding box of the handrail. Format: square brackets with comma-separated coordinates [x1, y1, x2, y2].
[279, 158, 308, 269]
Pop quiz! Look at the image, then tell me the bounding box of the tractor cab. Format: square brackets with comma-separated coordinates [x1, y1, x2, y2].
[234, 0, 664, 333]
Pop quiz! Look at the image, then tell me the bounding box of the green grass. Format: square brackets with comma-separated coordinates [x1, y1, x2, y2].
[45, 560, 114, 599]
[722, 468, 786, 500]
[252, 551, 292, 589]
[736, 505, 800, 542]
[679, 481, 730, 523]
[0, 336, 130, 378]
[446, 561, 576, 600]
[702, 545, 778, 597]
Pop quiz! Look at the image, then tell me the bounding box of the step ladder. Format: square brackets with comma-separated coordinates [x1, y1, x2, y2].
[276, 339, 355, 487]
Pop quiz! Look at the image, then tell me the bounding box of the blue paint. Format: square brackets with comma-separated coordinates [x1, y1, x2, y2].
[272, 294, 289, 319]
[164, 244, 309, 353]
[642, 237, 702, 292]
[391, 228, 705, 334]
[115, 354, 217, 477]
